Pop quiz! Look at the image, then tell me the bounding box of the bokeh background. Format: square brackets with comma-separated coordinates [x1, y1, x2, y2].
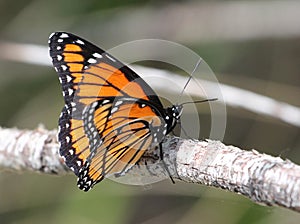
[1, 0, 300, 223]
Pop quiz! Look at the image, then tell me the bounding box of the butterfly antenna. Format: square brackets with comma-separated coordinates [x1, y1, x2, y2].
[180, 98, 218, 106]
[179, 98, 218, 140]
[178, 58, 203, 102]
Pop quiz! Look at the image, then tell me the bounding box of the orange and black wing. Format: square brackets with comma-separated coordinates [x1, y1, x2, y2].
[77, 97, 167, 191]
[49, 32, 168, 189]
[49, 32, 162, 107]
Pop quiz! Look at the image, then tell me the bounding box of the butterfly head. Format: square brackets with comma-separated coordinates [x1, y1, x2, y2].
[165, 104, 183, 132]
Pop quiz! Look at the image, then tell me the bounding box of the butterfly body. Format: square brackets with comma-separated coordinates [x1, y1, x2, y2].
[49, 32, 182, 191]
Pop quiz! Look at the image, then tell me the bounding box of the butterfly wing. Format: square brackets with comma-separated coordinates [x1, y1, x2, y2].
[77, 97, 166, 191]
[49, 32, 162, 106]
[49, 32, 167, 187]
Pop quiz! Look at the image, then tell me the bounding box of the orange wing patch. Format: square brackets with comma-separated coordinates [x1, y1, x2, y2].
[69, 119, 91, 162]
[75, 62, 151, 106]
[64, 43, 82, 52]
[63, 53, 84, 62]
[100, 63, 150, 100]
[67, 63, 84, 72]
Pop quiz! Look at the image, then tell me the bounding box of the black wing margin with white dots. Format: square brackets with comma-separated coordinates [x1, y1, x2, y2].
[77, 97, 168, 191]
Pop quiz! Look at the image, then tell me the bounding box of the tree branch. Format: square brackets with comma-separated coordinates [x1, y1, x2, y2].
[0, 126, 68, 174]
[0, 126, 299, 212]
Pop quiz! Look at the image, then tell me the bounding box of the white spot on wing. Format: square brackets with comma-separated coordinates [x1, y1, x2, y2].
[60, 33, 69, 38]
[61, 65, 68, 71]
[82, 106, 88, 114]
[57, 55, 62, 61]
[57, 39, 63, 43]
[86, 180, 92, 186]
[66, 75, 72, 83]
[93, 52, 103, 58]
[65, 135, 70, 143]
[68, 88, 74, 96]
[115, 101, 123, 106]
[88, 58, 97, 64]
[111, 107, 118, 114]
[76, 39, 85, 45]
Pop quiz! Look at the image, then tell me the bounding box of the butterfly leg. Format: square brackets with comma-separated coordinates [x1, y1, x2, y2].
[159, 143, 175, 184]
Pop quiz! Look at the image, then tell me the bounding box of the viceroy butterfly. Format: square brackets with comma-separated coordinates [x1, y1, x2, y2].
[49, 32, 206, 191]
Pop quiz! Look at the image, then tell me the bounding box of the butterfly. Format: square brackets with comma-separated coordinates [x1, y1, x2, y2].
[49, 32, 183, 191]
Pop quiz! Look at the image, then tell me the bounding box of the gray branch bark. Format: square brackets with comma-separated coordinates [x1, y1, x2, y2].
[0, 126, 299, 213]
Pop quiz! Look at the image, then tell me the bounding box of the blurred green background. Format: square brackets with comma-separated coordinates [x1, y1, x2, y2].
[0, 0, 300, 223]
